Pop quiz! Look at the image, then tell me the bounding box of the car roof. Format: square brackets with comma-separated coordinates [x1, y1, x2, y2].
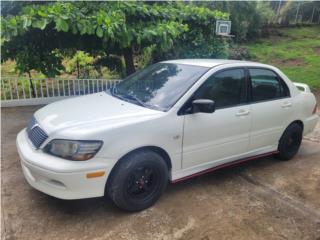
[162, 59, 262, 68]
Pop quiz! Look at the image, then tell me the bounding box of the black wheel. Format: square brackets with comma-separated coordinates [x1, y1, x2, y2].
[277, 123, 303, 160]
[106, 150, 168, 212]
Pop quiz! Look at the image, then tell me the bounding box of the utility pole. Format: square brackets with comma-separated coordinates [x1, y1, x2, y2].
[295, 2, 301, 24]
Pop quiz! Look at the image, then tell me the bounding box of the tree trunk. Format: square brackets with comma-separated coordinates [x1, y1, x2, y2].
[76, 59, 80, 78]
[123, 47, 135, 76]
[27, 71, 36, 98]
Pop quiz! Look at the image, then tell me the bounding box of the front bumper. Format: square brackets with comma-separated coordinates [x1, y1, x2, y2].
[17, 129, 110, 200]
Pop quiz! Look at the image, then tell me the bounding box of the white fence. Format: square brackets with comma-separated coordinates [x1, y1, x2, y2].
[1, 77, 120, 107]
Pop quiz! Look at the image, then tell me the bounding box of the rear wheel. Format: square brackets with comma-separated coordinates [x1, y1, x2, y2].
[277, 123, 303, 160]
[107, 150, 168, 211]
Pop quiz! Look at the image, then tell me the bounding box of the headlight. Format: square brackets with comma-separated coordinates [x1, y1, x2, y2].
[44, 139, 103, 161]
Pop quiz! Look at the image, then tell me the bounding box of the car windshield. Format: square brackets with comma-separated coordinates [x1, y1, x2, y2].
[108, 63, 209, 111]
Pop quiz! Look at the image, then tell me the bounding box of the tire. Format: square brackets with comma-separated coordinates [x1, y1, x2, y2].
[106, 150, 168, 212]
[277, 123, 303, 161]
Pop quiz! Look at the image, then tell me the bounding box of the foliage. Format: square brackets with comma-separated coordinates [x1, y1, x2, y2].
[4, 1, 318, 82]
[273, 1, 320, 25]
[244, 26, 320, 90]
[1, 60, 17, 76]
[228, 46, 251, 60]
[207, 1, 320, 41]
[151, 2, 230, 61]
[65, 51, 94, 78]
[1, 27, 65, 77]
[208, 1, 276, 42]
[1, 1, 228, 77]
[152, 34, 229, 62]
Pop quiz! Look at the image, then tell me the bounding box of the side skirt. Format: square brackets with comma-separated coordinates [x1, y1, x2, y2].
[171, 151, 279, 183]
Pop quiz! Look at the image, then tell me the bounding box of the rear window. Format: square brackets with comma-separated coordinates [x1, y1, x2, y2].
[249, 69, 289, 102]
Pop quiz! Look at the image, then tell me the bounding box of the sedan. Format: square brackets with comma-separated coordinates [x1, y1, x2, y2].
[17, 59, 318, 211]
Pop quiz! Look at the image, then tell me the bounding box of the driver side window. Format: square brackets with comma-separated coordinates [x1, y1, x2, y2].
[194, 68, 247, 109]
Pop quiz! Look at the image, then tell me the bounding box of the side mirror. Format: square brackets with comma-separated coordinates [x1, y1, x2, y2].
[192, 99, 215, 114]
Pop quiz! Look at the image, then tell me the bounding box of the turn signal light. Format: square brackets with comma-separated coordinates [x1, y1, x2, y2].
[86, 171, 105, 179]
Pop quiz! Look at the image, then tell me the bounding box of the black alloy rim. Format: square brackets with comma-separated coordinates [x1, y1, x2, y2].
[126, 165, 160, 199]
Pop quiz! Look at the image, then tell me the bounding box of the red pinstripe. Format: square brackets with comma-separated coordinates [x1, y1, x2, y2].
[171, 151, 279, 183]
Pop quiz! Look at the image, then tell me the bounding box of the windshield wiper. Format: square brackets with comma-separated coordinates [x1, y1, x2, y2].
[122, 94, 147, 108]
[109, 86, 155, 109]
[110, 89, 146, 108]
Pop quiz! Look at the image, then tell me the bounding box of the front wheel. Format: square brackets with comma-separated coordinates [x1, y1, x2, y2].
[277, 123, 303, 160]
[107, 150, 168, 211]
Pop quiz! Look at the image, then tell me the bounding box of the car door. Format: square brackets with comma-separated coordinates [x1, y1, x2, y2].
[181, 68, 252, 169]
[248, 68, 293, 152]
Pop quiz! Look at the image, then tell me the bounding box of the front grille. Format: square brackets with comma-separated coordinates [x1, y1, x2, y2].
[26, 117, 48, 148]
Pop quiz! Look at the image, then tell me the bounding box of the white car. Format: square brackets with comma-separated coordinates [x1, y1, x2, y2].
[17, 59, 318, 211]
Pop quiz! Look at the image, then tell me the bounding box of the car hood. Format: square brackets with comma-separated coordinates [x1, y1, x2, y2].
[34, 92, 162, 135]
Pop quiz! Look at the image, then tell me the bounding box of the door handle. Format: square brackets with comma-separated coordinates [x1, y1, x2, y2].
[281, 102, 292, 108]
[235, 109, 250, 116]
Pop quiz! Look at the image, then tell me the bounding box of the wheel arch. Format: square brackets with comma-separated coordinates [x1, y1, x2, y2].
[279, 119, 304, 144]
[105, 146, 172, 193]
[289, 120, 304, 131]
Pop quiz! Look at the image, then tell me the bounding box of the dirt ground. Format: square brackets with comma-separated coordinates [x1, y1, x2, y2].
[1, 105, 320, 240]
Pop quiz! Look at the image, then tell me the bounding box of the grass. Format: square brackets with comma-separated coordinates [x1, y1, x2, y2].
[243, 26, 320, 90]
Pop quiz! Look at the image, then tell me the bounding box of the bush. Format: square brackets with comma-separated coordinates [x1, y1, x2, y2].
[65, 51, 94, 78]
[151, 34, 229, 62]
[228, 45, 251, 60]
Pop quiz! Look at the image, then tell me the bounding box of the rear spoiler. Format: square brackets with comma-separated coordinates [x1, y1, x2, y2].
[293, 82, 311, 93]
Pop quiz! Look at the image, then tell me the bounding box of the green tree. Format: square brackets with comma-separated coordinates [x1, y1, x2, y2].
[65, 51, 94, 78]
[1, 27, 65, 96]
[1, 1, 228, 77]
